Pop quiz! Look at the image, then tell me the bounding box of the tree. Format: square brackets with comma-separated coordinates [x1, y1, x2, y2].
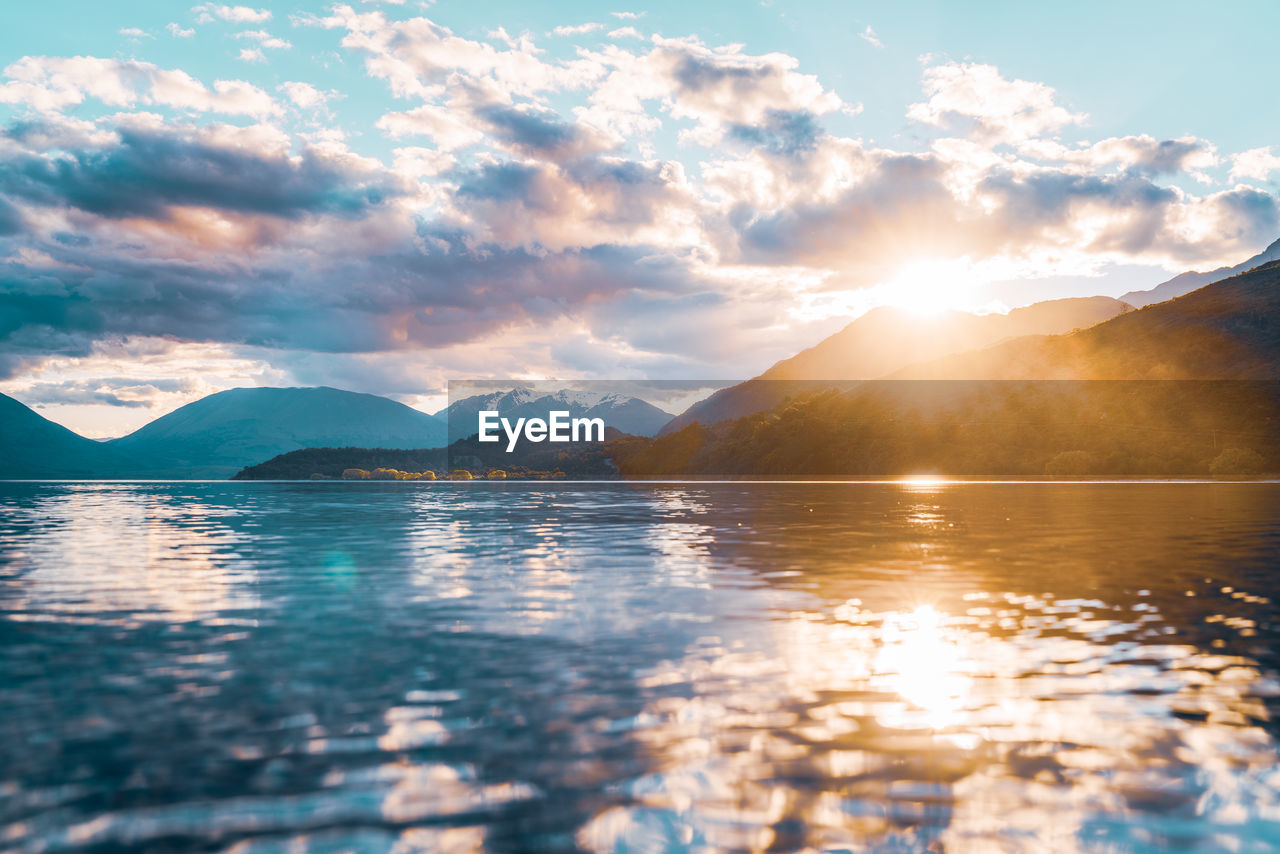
[342, 468, 369, 480]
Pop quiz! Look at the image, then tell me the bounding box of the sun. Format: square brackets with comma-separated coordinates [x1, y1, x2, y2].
[882, 258, 984, 317]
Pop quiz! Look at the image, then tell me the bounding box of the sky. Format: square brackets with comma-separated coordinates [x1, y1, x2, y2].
[1, 0, 1278, 436]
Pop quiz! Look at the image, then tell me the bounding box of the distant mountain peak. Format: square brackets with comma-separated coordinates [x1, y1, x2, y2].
[438, 387, 672, 440]
[1121, 237, 1280, 308]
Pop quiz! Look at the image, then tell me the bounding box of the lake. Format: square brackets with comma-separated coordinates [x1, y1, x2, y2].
[2, 481, 1279, 853]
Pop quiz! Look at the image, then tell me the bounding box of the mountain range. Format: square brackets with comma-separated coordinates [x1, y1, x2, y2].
[893, 260, 1280, 379]
[0, 385, 672, 479]
[3, 237, 1277, 478]
[661, 295, 1132, 434]
[109, 387, 450, 478]
[1, 387, 449, 479]
[612, 259, 1280, 476]
[436, 387, 672, 442]
[1120, 237, 1280, 308]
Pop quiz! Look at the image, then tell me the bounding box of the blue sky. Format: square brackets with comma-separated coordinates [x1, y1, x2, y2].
[1, 0, 1278, 434]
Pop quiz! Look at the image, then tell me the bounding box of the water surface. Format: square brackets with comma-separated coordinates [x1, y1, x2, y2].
[2, 481, 1279, 852]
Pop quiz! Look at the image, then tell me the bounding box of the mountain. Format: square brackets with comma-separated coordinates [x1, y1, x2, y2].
[1120, 238, 1280, 308]
[661, 296, 1131, 433]
[0, 393, 140, 478]
[438, 387, 672, 442]
[892, 259, 1280, 380]
[611, 379, 1280, 477]
[434, 387, 540, 442]
[106, 387, 448, 478]
[606, 263, 1280, 477]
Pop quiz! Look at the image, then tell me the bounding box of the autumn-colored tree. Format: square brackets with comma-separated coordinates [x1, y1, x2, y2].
[342, 468, 370, 480]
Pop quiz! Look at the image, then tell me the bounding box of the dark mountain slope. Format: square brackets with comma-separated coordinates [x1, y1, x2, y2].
[662, 296, 1130, 433]
[108, 386, 448, 478]
[1121, 238, 1280, 308]
[0, 394, 139, 478]
[893, 260, 1280, 380]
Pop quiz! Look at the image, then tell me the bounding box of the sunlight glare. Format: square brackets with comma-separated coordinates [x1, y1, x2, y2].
[883, 258, 984, 316]
[876, 605, 971, 729]
[901, 474, 949, 490]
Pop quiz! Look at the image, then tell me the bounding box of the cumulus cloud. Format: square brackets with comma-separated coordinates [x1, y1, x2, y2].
[0, 55, 278, 117]
[120, 28, 154, 39]
[278, 80, 331, 110]
[376, 103, 486, 150]
[573, 34, 845, 151]
[167, 23, 196, 38]
[235, 30, 292, 50]
[0, 9, 1277, 429]
[1231, 146, 1280, 183]
[0, 119, 397, 221]
[859, 26, 882, 49]
[1021, 134, 1219, 180]
[909, 61, 1085, 143]
[19, 379, 174, 408]
[553, 22, 603, 37]
[193, 4, 272, 24]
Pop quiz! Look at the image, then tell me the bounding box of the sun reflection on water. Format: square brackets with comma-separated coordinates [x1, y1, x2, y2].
[875, 605, 972, 730]
[5, 482, 1280, 853]
[583, 592, 1280, 853]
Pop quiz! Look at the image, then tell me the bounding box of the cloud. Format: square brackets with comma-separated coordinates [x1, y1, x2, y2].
[608, 27, 643, 40]
[0, 340, 285, 435]
[377, 103, 486, 150]
[278, 81, 331, 111]
[167, 23, 196, 38]
[909, 60, 1085, 143]
[237, 48, 266, 63]
[235, 30, 292, 50]
[1014, 134, 1220, 184]
[0, 119, 398, 221]
[472, 103, 606, 158]
[0, 56, 278, 117]
[0, 13, 1277, 418]
[448, 156, 697, 251]
[192, 4, 272, 24]
[574, 35, 845, 149]
[1230, 147, 1280, 183]
[380, 89, 606, 160]
[19, 379, 174, 408]
[325, 6, 600, 100]
[552, 22, 603, 37]
[0, 195, 24, 234]
[611, 11, 644, 19]
[859, 25, 882, 49]
[726, 108, 822, 156]
[119, 27, 154, 39]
